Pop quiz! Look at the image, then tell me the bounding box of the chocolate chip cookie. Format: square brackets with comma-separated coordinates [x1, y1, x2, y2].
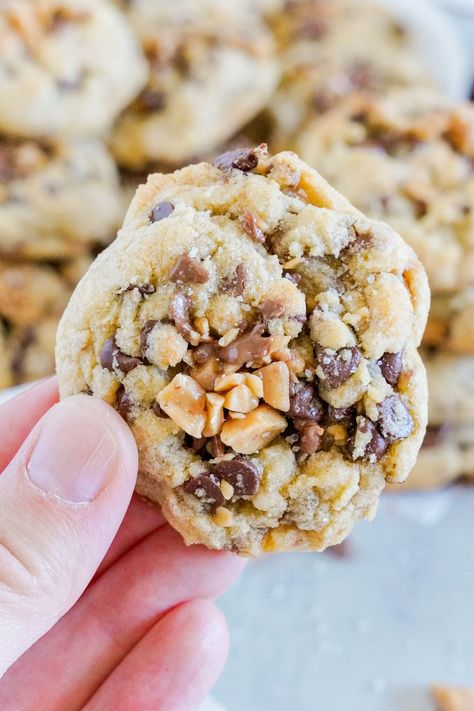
[0, 0, 146, 138]
[0, 136, 122, 260]
[0, 259, 75, 385]
[292, 91, 474, 295]
[110, 0, 279, 169]
[267, 0, 434, 150]
[56, 146, 429, 555]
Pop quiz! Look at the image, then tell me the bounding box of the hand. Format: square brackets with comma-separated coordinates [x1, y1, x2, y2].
[0, 379, 244, 709]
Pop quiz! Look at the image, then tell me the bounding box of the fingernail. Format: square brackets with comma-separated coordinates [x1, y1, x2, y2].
[27, 397, 120, 504]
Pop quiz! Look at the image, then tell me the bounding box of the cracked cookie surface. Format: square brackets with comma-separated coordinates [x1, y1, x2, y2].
[110, 0, 279, 169]
[0, 0, 146, 138]
[56, 146, 428, 554]
[0, 135, 122, 260]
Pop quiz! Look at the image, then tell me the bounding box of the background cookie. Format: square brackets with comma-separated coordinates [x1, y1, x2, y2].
[266, 0, 434, 149]
[0, 136, 122, 260]
[56, 147, 428, 555]
[0, 0, 147, 138]
[110, 0, 280, 169]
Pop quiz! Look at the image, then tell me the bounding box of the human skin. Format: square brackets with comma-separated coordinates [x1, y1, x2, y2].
[0, 379, 245, 710]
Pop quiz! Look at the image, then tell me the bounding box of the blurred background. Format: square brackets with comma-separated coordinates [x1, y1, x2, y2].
[0, 1, 473, 709]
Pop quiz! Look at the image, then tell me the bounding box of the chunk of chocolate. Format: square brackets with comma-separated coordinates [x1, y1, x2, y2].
[207, 435, 226, 459]
[126, 282, 155, 296]
[377, 395, 413, 441]
[213, 148, 258, 173]
[151, 399, 168, 418]
[284, 271, 302, 286]
[116, 386, 134, 421]
[240, 211, 265, 243]
[149, 201, 174, 222]
[347, 417, 388, 462]
[169, 291, 196, 342]
[218, 323, 272, 367]
[326, 405, 354, 423]
[169, 253, 209, 284]
[183, 472, 225, 507]
[221, 263, 246, 297]
[315, 344, 361, 388]
[192, 343, 216, 365]
[214, 457, 260, 496]
[288, 383, 323, 421]
[294, 420, 323, 455]
[378, 351, 403, 387]
[100, 337, 142, 373]
[140, 320, 158, 354]
[259, 300, 285, 320]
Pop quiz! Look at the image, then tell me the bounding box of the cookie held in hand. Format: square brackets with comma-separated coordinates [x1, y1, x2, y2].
[56, 146, 429, 555]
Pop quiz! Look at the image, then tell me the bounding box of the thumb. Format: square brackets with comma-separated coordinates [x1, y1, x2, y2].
[0, 394, 138, 677]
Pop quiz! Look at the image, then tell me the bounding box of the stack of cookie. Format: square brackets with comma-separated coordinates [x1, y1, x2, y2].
[0, 0, 147, 385]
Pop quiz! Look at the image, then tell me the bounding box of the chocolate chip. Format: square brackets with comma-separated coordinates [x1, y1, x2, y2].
[138, 88, 166, 112]
[218, 323, 272, 367]
[294, 420, 323, 455]
[192, 343, 216, 365]
[169, 253, 209, 284]
[116, 386, 133, 421]
[207, 435, 226, 459]
[259, 300, 285, 320]
[288, 383, 323, 421]
[214, 457, 260, 496]
[149, 201, 174, 223]
[190, 437, 207, 453]
[169, 291, 195, 342]
[140, 320, 158, 354]
[284, 271, 302, 286]
[126, 283, 155, 296]
[378, 351, 403, 387]
[221, 263, 247, 297]
[183, 472, 225, 507]
[100, 337, 142, 373]
[240, 211, 265, 243]
[315, 344, 361, 388]
[377, 395, 413, 441]
[326, 405, 354, 423]
[213, 148, 258, 173]
[151, 399, 168, 418]
[347, 417, 388, 461]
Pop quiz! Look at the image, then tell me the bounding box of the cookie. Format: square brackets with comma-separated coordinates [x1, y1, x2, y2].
[393, 423, 474, 490]
[292, 91, 474, 294]
[424, 290, 474, 355]
[110, 0, 279, 169]
[423, 350, 474, 427]
[0, 136, 123, 260]
[56, 146, 429, 555]
[267, 0, 434, 149]
[0, 259, 80, 385]
[0, 0, 147, 138]
[431, 686, 474, 711]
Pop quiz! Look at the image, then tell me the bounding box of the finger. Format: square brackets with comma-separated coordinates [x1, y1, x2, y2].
[0, 526, 244, 709]
[94, 495, 165, 580]
[0, 395, 138, 677]
[85, 599, 229, 711]
[0, 377, 58, 472]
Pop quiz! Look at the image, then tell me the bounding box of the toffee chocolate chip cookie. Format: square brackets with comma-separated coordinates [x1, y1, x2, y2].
[267, 0, 434, 149]
[110, 0, 279, 169]
[0, 0, 147, 138]
[0, 136, 122, 260]
[292, 91, 474, 295]
[56, 146, 429, 555]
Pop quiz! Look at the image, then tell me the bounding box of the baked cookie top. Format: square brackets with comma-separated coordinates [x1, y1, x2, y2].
[0, 0, 146, 138]
[0, 135, 122, 260]
[293, 91, 474, 294]
[110, 0, 279, 169]
[56, 146, 429, 555]
[267, 0, 434, 148]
